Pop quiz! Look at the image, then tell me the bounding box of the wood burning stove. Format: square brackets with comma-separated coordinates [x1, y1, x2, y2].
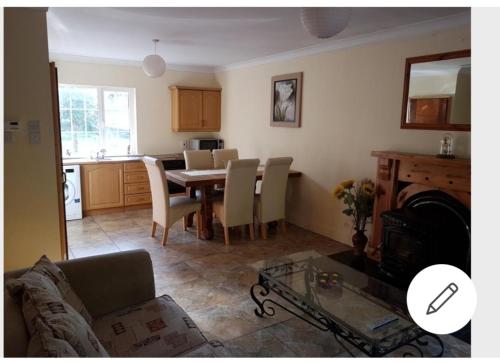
[379, 190, 470, 287]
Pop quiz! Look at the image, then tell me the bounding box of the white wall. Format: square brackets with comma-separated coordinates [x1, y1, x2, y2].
[55, 61, 220, 155]
[5, 8, 62, 270]
[215, 26, 471, 246]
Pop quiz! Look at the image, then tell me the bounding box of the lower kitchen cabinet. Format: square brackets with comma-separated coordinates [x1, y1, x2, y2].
[81, 163, 124, 211]
[123, 162, 151, 206]
[81, 161, 152, 213]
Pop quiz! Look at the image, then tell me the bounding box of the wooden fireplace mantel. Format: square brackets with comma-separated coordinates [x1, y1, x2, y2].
[370, 150, 471, 258]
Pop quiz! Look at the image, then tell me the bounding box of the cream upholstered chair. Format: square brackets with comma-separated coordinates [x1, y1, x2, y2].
[213, 159, 259, 245]
[183, 150, 215, 200]
[143, 156, 202, 245]
[212, 149, 239, 192]
[212, 148, 239, 169]
[255, 157, 293, 239]
[183, 150, 214, 170]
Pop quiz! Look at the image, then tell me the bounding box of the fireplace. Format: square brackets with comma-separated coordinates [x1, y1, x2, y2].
[379, 190, 471, 285]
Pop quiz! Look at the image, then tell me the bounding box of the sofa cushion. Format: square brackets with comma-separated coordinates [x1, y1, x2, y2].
[6, 255, 93, 325]
[93, 295, 207, 357]
[27, 317, 79, 357]
[22, 287, 109, 357]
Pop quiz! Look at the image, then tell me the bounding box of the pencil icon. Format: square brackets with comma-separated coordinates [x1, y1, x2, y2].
[426, 282, 459, 315]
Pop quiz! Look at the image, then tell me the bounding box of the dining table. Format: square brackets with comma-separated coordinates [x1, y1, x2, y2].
[165, 167, 301, 240]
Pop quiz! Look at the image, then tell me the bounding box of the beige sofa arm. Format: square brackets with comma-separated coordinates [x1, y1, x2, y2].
[57, 249, 156, 318]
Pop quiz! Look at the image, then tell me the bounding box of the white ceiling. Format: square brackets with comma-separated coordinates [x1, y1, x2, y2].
[47, 7, 470, 73]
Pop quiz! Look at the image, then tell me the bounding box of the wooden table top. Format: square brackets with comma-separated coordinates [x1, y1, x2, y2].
[165, 168, 301, 187]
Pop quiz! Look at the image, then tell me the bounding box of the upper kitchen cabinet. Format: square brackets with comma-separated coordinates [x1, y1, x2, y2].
[170, 86, 221, 132]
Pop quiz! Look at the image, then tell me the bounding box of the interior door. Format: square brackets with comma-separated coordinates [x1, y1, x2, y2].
[49, 62, 69, 260]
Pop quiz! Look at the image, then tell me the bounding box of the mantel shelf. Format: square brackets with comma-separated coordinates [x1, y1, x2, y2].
[371, 151, 470, 168]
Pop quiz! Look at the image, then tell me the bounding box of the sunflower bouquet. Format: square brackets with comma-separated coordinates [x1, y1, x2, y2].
[332, 179, 376, 233]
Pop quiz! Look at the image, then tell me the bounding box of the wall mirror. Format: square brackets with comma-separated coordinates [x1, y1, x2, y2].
[401, 49, 470, 131]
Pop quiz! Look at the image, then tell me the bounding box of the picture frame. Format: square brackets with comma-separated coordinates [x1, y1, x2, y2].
[270, 72, 303, 128]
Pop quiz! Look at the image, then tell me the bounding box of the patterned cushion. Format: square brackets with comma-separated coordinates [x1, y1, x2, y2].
[6, 268, 62, 300]
[22, 287, 109, 357]
[27, 317, 79, 357]
[6, 255, 93, 325]
[93, 295, 207, 357]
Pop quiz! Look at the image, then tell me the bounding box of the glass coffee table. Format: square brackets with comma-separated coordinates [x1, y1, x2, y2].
[250, 251, 444, 357]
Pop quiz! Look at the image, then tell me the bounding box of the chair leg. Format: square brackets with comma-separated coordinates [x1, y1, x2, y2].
[183, 216, 188, 231]
[162, 227, 169, 246]
[260, 223, 268, 240]
[196, 211, 201, 239]
[151, 221, 157, 237]
[280, 219, 287, 233]
[223, 226, 230, 246]
[249, 223, 255, 241]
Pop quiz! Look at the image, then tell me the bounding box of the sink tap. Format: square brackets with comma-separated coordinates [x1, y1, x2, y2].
[96, 149, 106, 159]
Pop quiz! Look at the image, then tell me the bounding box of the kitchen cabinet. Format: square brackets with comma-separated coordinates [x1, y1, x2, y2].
[81, 161, 152, 213]
[123, 161, 151, 206]
[81, 163, 124, 211]
[170, 86, 221, 132]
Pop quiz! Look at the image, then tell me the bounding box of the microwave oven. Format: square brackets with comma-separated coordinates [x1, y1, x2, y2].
[187, 138, 224, 151]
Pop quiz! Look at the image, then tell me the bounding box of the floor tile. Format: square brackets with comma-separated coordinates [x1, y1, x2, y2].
[223, 329, 297, 357]
[265, 317, 346, 357]
[71, 244, 120, 258]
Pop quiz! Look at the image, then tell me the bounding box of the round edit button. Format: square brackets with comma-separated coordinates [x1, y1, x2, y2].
[407, 264, 477, 335]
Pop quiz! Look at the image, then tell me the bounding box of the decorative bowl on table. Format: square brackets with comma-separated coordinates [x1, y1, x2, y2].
[316, 271, 343, 298]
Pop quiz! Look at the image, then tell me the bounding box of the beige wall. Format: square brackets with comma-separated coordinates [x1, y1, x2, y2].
[4, 8, 62, 270]
[215, 26, 471, 246]
[55, 61, 220, 155]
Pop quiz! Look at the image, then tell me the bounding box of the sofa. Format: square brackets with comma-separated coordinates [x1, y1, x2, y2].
[4, 249, 225, 357]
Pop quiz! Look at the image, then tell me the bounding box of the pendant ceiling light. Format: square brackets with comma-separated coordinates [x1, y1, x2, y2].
[300, 8, 352, 39]
[142, 39, 166, 78]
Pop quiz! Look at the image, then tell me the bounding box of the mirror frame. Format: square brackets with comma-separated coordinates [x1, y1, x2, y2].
[400, 49, 471, 131]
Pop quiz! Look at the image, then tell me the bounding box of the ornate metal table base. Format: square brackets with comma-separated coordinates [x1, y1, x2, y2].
[250, 280, 444, 357]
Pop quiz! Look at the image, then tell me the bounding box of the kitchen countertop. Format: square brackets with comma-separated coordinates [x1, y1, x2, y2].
[63, 153, 184, 165]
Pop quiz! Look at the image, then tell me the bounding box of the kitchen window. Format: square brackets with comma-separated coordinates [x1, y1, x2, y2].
[59, 84, 137, 158]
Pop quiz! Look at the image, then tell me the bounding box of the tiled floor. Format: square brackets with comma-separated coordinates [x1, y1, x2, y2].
[66, 208, 470, 357]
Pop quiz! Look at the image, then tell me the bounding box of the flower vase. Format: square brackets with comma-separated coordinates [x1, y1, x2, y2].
[352, 230, 368, 256]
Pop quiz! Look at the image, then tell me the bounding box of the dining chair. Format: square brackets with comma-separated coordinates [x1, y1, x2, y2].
[184, 150, 214, 170]
[213, 159, 260, 245]
[143, 156, 202, 245]
[183, 149, 215, 200]
[212, 148, 239, 169]
[254, 157, 293, 239]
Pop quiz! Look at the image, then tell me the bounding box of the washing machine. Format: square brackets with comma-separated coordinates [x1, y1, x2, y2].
[63, 164, 82, 220]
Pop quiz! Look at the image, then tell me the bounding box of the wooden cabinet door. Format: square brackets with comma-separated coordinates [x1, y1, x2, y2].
[178, 90, 203, 130]
[409, 98, 449, 124]
[82, 163, 124, 210]
[202, 90, 221, 131]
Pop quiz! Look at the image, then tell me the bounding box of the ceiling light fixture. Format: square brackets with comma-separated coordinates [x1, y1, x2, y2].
[300, 8, 352, 39]
[142, 39, 166, 78]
